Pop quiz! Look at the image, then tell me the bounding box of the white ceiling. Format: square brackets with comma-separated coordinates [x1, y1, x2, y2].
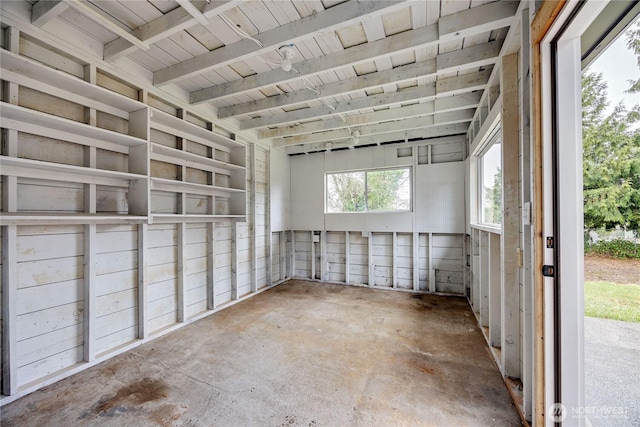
[26, 0, 523, 153]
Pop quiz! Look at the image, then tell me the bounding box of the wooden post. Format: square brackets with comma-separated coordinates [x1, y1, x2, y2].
[249, 144, 257, 292]
[501, 52, 521, 378]
[367, 232, 374, 287]
[83, 224, 96, 362]
[344, 231, 351, 284]
[479, 231, 489, 327]
[413, 232, 419, 291]
[207, 223, 216, 310]
[392, 232, 398, 289]
[177, 223, 187, 322]
[2, 225, 18, 395]
[489, 232, 501, 349]
[520, 7, 534, 420]
[320, 231, 327, 281]
[231, 222, 238, 300]
[310, 231, 316, 280]
[266, 149, 272, 286]
[428, 232, 435, 292]
[83, 64, 97, 215]
[290, 230, 295, 278]
[137, 223, 148, 339]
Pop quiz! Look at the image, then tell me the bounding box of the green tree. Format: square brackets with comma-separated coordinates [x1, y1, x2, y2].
[367, 169, 410, 211]
[327, 172, 365, 212]
[484, 167, 502, 224]
[582, 72, 640, 231]
[625, 21, 640, 94]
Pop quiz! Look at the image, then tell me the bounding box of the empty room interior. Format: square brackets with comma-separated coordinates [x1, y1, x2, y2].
[0, 0, 638, 425]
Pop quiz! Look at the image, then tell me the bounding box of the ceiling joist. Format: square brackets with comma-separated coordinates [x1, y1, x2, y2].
[240, 69, 492, 130]
[259, 92, 482, 140]
[31, 0, 68, 27]
[103, 0, 241, 61]
[189, 0, 518, 105]
[218, 39, 502, 119]
[273, 109, 475, 147]
[154, 0, 411, 87]
[284, 123, 470, 155]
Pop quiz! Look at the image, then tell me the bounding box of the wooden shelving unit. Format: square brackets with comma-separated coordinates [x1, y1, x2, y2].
[149, 107, 246, 223]
[0, 50, 247, 224]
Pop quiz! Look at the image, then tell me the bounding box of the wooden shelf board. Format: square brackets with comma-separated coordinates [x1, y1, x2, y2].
[0, 212, 148, 225]
[1, 103, 147, 150]
[150, 214, 246, 223]
[1, 50, 144, 117]
[150, 143, 244, 174]
[1, 156, 147, 187]
[150, 108, 243, 151]
[150, 177, 245, 197]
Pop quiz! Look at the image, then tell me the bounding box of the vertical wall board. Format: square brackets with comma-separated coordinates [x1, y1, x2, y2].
[372, 233, 393, 287]
[415, 162, 465, 233]
[146, 224, 178, 334]
[432, 234, 465, 294]
[94, 225, 138, 354]
[294, 231, 312, 278]
[418, 234, 429, 291]
[325, 231, 346, 283]
[348, 232, 369, 285]
[15, 225, 84, 388]
[489, 232, 502, 348]
[479, 231, 490, 327]
[290, 155, 324, 230]
[17, 180, 83, 212]
[396, 233, 414, 289]
[471, 229, 481, 312]
[184, 223, 208, 319]
[214, 222, 232, 305]
[271, 232, 281, 282]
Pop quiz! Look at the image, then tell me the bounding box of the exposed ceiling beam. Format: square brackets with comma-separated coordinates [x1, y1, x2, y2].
[31, 0, 69, 27]
[240, 69, 491, 130]
[284, 123, 469, 155]
[438, 1, 519, 40]
[259, 92, 482, 139]
[103, 0, 240, 61]
[66, 0, 150, 52]
[190, 0, 518, 104]
[273, 109, 474, 147]
[176, 0, 209, 27]
[154, 1, 411, 86]
[218, 39, 502, 119]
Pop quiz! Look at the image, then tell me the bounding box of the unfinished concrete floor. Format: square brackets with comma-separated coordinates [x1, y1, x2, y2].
[1, 280, 521, 426]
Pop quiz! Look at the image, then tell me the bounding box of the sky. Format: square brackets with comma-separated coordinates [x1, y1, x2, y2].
[586, 22, 640, 116]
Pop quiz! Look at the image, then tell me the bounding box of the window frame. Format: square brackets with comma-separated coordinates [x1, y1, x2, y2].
[477, 127, 503, 227]
[325, 166, 413, 214]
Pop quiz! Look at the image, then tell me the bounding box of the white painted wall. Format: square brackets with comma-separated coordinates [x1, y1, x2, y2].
[269, 148, 290, 232]
[290, 140, 465, 233]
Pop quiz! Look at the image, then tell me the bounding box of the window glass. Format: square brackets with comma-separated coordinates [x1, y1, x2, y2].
[367, 168, 411, 211]
[481, 142, 502, 225]
[326, 168, 411, 213]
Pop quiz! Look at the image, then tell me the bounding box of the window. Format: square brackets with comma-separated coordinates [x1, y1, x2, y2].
[326, 167, 411, 213]
[480, 135, 502, 225]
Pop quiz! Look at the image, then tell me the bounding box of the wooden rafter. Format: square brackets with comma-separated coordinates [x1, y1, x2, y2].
[189, 0, 519, 104]
[284, 123, 470, 155]
[259, 92, 482, 140]
[103, 0, 241, 61]
[272, 109, 475, 147]
[240, 69, 492, 130]
[218, 40, 502, 119]
[154, 0, 411, 86]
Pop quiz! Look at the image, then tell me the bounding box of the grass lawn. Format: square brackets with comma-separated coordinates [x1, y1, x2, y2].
[584, 281, 640, 323]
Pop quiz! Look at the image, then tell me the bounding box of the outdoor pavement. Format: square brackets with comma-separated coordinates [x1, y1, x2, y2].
[584, 317, 640, 427]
